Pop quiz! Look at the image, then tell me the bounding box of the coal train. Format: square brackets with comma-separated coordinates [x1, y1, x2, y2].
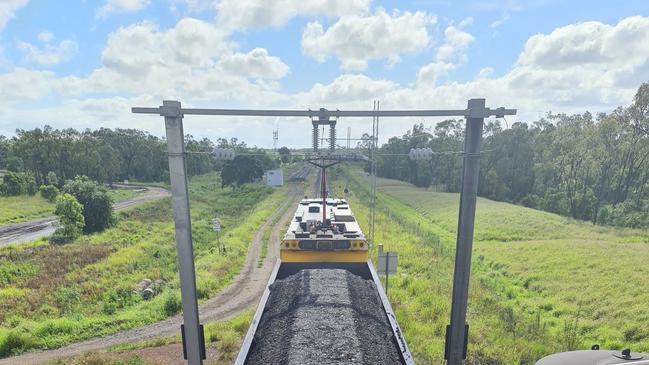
[234, 165, 414, 365]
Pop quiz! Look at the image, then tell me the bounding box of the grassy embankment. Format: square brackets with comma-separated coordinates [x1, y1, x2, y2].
[0, 173, 286, 357]
[46, 310, 254, 365]
[0, 188, 142, 226]
[343, 168, 649, 364]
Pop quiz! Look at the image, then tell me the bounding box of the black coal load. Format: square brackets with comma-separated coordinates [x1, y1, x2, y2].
[245, 269, 403, 365]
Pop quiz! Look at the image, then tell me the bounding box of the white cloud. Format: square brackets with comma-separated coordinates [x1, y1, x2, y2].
[0, 0, 28, 32]
[219, 48, 289, 79]
[97, 0, 150, 18]
[17, 39, 78, 66]
[0, 68, 54, 101]
[517, 16, 649, 70]
[297, 74, 396, 105]
[417, 62, 455, 85]
[37, 30, 53, 42]
[215, 0, 371, 32]
[15, 18, 288, 106]
[458, 17, 474, 28]
[435, 25, 474, 62]
[302, 9, 434, 71]
[490, 12, 510, 28]
[417, 24, 474, 86]
[2, 16, 649, 148]
[478, 67, 494, 78]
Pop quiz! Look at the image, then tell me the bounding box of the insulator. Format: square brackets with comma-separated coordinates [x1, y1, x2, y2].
[312, 124, 319, 152]
[329, 126, 336, 151]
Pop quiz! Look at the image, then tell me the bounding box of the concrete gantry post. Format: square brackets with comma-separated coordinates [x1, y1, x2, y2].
[446, 98, 486, 365]
[162, 100, 203, 365]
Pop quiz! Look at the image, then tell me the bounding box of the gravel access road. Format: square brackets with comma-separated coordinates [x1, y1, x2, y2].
[0, 186, 169, 246]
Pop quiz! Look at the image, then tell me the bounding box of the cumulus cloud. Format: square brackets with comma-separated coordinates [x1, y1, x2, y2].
[435, 25, 474, 62]
[517, 16, 649, 70]
[97, 0, 150, 18]
[0, 68, 54, 101]
[302, 9, 434, 71]
[3, 18, 289, 108]
[303, 16, 649, 129]
[0, 0, 28, 32]
[2, 15, 649, 148]
[297, 74, 396, 105]
[17, 37, 78, 66]
[215, 0, 370, 32]
[417, 24, 474, 85]
[219, 48, 289, 79]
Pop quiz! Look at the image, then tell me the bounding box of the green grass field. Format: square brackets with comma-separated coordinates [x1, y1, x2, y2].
[343, 169, 649, 364]
[0, 188, 144, 226]
[0, 195, 54, 225]
[0, 173, 285, 357]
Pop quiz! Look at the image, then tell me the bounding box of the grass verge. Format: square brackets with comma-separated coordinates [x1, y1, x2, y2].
[0, 173, 284, 357]
[344, 168, 649, 364]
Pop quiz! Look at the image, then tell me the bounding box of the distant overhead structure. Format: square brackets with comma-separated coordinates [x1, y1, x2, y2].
[132, 99, 516, 365]
[272, 128, 278, 152]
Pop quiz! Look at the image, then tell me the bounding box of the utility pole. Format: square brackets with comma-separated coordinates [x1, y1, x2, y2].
[161, 101, 203, 365]
[369, 100, 379, 247]
[445, 98, 485, 365]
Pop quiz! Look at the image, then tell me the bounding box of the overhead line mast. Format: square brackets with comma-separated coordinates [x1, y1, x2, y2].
[132, 100, 516, 365]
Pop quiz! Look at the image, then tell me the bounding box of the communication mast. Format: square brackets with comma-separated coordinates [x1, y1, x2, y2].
[272, 125, 278, 152]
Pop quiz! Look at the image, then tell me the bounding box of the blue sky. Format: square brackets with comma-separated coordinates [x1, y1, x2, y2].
[1, 0, 648, 147]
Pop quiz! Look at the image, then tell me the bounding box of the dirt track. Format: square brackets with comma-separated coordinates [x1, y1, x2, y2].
[0, 182, 303, 365]
[0, 186, 169, 246]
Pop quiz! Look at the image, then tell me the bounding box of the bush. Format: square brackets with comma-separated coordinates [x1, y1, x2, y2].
[53, 287, 80, 315]
[40, 184, 60, 202]
[25, 174, 38, 196]
[46, 171, 59, 186]
[0, 329, 35, 356]
[163, 291, 182, 316]
[63, 176, 115, 234]
[51, 193, 85, 244]
[2, 171, 25, 196]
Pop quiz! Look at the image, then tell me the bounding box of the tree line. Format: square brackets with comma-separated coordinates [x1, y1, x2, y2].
[0, 127, 216, 186]
[367, 83, 649, 228]
[0, 127, 283, 191]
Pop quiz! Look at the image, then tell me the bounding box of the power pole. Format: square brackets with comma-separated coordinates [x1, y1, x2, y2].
[369, 100, 379, 247]
[161, 100, 203, 365]
[445, 98, 485, 365]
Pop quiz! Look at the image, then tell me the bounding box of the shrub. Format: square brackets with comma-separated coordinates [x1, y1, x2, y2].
[25, 174, 38, 196]
[102, 287, 139, 315]
[46, 171, 59, 186]
[163, 291, 182, 316]
[0, 329, 35, 356]
[40, 184, 60, 202]
[53, 286, 80, 315]
[51, 193, 85, 244]
[63, 176, 115, 233]
[2, 171, 25, 196]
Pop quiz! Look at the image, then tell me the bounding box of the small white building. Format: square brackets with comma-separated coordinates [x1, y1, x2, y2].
[265, 169, 284, 187]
